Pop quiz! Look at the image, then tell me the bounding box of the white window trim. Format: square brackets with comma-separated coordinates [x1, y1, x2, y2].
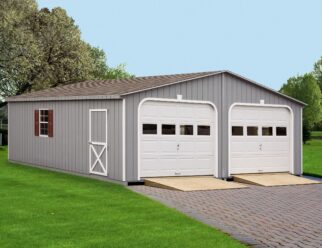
[39, 108, 49, 138]
[228, 102, 294, 177]
[137, 97, 218, 180]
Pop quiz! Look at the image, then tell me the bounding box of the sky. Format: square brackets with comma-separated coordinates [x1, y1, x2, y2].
[37, 0, 322, 90]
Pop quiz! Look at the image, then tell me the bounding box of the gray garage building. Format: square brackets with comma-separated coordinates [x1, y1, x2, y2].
[6, 70, 305, 183]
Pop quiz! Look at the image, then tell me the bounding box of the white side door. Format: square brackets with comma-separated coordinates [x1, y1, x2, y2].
[89, 109, 108, 176]
[139, 100, 216, 178]
[230, 105, 292, 174]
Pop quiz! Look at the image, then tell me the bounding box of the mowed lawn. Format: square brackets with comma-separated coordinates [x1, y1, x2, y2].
[0, 147, 244, 248]
[303, 135, 322, 177]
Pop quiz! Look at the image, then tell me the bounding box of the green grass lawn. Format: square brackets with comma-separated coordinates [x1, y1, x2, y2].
[303, 139, 322, 177]
[0, 147, 244, 248]
[311, 131, 322, 138]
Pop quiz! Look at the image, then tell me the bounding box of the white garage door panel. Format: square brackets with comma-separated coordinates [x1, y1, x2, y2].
[230, 105, 292, 175]
[140, 100, 216, 178]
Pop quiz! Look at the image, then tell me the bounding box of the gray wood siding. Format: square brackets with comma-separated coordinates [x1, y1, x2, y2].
[8, 99, 123, 181]
[125, 73, 303, 181]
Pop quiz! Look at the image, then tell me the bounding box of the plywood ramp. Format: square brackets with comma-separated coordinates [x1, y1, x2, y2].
[144, 176, 247, 191]
[233, 173, 321, 186]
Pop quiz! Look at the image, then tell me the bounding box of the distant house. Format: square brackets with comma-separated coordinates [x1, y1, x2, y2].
[6, 71, 305, 183]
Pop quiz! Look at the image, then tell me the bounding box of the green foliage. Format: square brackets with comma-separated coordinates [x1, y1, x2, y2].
[280, 74, 322, 133]
[0, 0, 40, 97]
[88, 45, 133, 80]
[303, 126, 311, 144]
[0, 0, 132, 97]
[0, 148, 244, 248]
[313, 56, 322, 91]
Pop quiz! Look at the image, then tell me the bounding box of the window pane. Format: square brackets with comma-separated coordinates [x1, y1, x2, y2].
[180, 125, 193, 135]
[40, 123, 48, 135]
[41, 115, 48, 122]
[247, 126, 258, 136]
[232, 126, 243, 136]
[276, 127, 287, 136]
[198, 125, 210, 135]
[40, 110, 48, 122]
[262, 127, 273, 136]
[162, 124, 176, 135]
[142, 124, 157, 134]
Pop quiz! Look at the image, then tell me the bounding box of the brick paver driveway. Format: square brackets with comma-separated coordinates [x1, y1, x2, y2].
[130, 182, 322, 248]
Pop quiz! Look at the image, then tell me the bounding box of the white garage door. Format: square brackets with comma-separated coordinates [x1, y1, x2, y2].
[139, 100, 217, 178]
[230, 105, 292, 175]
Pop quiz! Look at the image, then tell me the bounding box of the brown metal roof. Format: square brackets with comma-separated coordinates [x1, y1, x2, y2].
[6, 70, 306, 106]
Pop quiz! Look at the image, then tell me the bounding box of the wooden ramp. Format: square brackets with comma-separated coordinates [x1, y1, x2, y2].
[233, 173, 321, 186]
[144, 176, 247, 191]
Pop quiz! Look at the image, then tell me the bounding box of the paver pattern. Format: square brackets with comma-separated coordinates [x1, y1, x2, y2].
[130, 183, 322, 248]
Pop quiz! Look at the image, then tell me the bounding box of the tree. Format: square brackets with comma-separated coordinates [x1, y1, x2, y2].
[0, 0, 41, 97]
[280, 74, 322, 135]
[88, 45, 133, 80]
[313, 56, 322, 91]
[0, 0, 132, 98]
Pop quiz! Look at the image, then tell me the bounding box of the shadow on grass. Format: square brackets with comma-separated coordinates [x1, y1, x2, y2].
[303, 172, 322, 179]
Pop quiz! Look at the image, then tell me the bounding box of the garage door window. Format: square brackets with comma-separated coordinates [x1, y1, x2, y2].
[180, 125, 193, 135]
[143, 124, 157, 134]
[276, 127, 287, 136]
[262, 127, 273, 136]
[162, 124, 176, 135]
[232, 126, 243, 136]
[247, 126, 258, 136]
[198, 125, 211, 135]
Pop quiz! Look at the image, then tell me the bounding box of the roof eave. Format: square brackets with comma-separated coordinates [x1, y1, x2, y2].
[6, 94, 121, 102]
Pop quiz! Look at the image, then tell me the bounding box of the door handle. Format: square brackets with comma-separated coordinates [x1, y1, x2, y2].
[177, 144, 180, 151]
[259, 144, 262, 151]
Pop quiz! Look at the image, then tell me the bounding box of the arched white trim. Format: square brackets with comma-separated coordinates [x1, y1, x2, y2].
[228, 102, 294, 177]
[137, 97, 218, 180]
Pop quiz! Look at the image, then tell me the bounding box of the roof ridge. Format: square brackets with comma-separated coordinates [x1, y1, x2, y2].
[134, 71, 220, 79]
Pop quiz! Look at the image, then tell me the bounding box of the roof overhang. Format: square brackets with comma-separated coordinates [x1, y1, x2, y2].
[6, 94, 121, 102]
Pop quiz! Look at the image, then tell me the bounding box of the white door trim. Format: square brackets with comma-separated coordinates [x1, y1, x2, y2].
[228, 102, 294, 177]
[89, 109, 108, 176]
[122, 99, 126, 181]
[137, 97, 218, 180]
